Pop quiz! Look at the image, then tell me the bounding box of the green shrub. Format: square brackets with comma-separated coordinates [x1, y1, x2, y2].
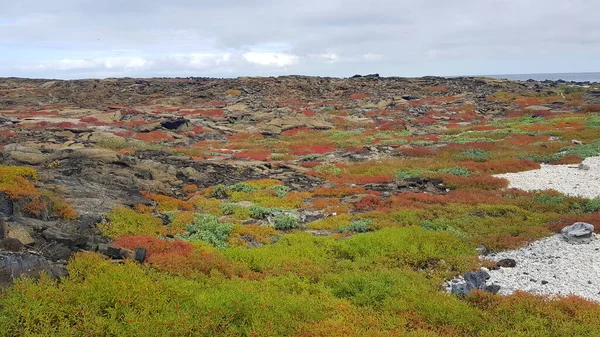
[458, 149, 490, 162]
[270, 185, 291, 198]
[339, 219, 371, 233]
[228, 183, 258, 193]
[273, 214, 299, 230]
[177, 214, 234, 248]
[584, 197, 600, 213]
[99, 207, 164, 239]
[249, 205, 277, 219]
[210, 184, 230, 199]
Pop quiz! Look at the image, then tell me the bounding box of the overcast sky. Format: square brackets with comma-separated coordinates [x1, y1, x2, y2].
[1, 0, 599, 79]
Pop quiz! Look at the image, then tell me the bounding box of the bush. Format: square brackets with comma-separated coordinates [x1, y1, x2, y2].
[339, 219, 371, 233]
[209, 184, 230, 199]
[584, 197, 600, 213]
[273, 214, 299, 230]
[99, 207, 164, 239]
[177, 214, 234, 248]
[458, 149, 490, 162]
[249, 205, 277, 219]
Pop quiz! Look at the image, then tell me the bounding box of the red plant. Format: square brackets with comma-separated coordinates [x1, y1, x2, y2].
[354, 195, 392, 211]
[581, 104, 600, 112]
[399, 147, 435, 157]
[350, 93, 371, 100]
[438, 174, 509, 190]
[302, 110, 316, 117]
[549, 155, 583, 165]
[290, 145, 335, 156]
[232, 151, 271, 161]
[461, 159, 540, 174]
[133, 131, 174, 143]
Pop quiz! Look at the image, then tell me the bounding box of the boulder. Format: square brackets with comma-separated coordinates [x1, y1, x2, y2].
[42, 227, 87, 248]
[7, 225, 35, 245]
[0, 252, 67, 286]
[561, 222, 594, 244]
[0, 238, 24, 252]
[448, 270, 491, 296]
[134, 247, 147, 263]
[496, 258, 517, 268]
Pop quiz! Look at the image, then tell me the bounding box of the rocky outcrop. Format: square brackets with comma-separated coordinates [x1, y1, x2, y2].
[561, 222, 594, 244]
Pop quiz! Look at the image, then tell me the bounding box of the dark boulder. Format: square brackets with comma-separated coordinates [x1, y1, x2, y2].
[496, 258, 517, 268]
[0, 252, 67, 286]
[134, 247, 147, 263]
[42, 227, 87, 249]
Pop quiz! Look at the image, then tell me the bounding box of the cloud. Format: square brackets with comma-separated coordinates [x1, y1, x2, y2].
[1, 0, 599, 78]
[243, 52, 299, 67]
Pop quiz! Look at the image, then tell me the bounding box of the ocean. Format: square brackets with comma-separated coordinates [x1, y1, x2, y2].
[484, 72, 600, 83]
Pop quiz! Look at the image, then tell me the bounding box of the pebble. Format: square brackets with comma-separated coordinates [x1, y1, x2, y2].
[485, 234, 600, 302]
[495, 156, 600, 198]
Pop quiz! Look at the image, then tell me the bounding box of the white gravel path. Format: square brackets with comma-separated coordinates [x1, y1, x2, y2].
[494, 156, 600, 198]
[485, 234, 600, 302]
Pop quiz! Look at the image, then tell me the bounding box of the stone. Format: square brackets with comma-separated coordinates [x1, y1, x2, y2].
[484, 284, 501, 294]
[476, 245, 488, 256]
[496, 258, 517, 268]
[42, 227, 87, 248]
[7, 226, 35, 245]
[0, 238, 25, 252]
[448, 270, 491, 296]
[9, 151, 46, 165]
[561, 222, 594, 244]
[0, 219, 7, 239]
[0, 252, 67, 286]
[134, 247, 147, 263]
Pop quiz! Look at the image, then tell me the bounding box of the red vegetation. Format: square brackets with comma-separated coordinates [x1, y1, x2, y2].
[180, 109, 225, 118]
[302, 110, 316, 117]
[549, 155, 583, 165]
[354, 195, 392, 211]
[290, 145, 336, 156]
[581, 104, 600, 112]
[133, 131, 174, 143]
[115, 236, 251, 278]
[349, 93, 371, 100]
[438, 174, 509, 190]
[232, 151, 271, 161]
[548, 213, 600, 233]
[462, 159, 540, 174]
[399, 147, 435, 157]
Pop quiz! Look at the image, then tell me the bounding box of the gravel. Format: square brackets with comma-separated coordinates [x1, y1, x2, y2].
[485, 234, 600, 302]
[475, 157, 600, 301]
[495, 156, 600, 198]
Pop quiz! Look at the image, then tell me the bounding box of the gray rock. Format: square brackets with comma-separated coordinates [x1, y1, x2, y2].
[496, 258, 517, 268]
[42, 227, 87, 248]
[0, 252, 67, 286]
[484, 284, 501, 294]
[134, 247, 147, 263]
[561, 222, 594, 244]
[0, 238, 25, 252]
[448, 270, 491, 296]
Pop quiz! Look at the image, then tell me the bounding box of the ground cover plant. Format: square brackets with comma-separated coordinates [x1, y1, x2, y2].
[2, 77, 600, 336]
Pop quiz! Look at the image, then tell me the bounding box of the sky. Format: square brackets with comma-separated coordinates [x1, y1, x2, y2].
[1, 0, 599, 79]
